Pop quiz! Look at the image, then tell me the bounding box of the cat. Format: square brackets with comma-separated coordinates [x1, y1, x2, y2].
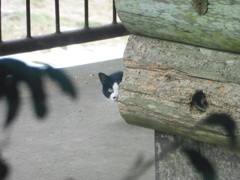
[98, 71, 123, 101]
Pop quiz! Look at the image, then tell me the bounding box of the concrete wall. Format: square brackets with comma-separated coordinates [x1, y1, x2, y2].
[155, 131, 240, 179]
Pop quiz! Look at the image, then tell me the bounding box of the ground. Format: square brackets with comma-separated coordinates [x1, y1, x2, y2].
[0, 59, 154, 180]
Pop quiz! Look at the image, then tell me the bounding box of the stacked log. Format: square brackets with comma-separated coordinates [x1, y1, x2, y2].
[119, 35, 240, 148]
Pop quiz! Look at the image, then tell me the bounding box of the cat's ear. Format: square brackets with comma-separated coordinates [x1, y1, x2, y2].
[98, 72, 110, 85]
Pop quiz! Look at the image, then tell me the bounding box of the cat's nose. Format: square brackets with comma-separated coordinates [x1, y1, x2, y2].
[113, 96, 118, 100]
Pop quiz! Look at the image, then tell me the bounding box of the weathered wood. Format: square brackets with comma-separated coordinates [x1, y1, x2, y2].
[115, 0, 240, 53]
[119, 35, 240, 149]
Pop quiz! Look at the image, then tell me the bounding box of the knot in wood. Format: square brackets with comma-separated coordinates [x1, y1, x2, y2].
[192, 0, 209, 15]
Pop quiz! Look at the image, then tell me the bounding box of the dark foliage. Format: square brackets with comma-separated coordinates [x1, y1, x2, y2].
[0, 155, 9, 180]
[0, 58, 76, 128]
[182, 148, 216, 180]
[44, 65, 76, 98]
[203, 113, 237, 147]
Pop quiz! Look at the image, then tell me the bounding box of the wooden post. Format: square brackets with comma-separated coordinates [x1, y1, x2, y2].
[119, 34, 240, 148]
[115, 0, 240, 178]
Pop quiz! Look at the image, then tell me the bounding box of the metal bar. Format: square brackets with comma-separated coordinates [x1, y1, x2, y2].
[0, 0, 2, 42]
[84, 0, 89, 28]
[26, 0, 31, 37]
[112, 0, 117, 24]
[55, 0, 60, 33]
[0, 23, 129, 56]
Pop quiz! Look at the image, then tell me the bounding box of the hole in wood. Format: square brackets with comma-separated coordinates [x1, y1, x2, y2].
[190, 91, 208, 112]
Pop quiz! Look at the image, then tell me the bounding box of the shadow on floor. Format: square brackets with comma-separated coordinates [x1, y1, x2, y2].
[0, 59, 154, 180]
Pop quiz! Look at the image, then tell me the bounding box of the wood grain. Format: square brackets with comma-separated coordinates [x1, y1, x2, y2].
[115, 0, 240, 53]
[119, 35, 240, 148]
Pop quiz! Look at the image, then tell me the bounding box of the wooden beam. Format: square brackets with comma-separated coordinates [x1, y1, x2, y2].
[115, 0, 240, 53]
[119, 35, 240, 149]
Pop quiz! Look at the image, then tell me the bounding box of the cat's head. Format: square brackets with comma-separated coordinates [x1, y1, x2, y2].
[98, 72, 122, 101]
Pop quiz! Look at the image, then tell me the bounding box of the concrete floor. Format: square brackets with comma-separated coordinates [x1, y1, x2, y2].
[1, 59, 155, 180]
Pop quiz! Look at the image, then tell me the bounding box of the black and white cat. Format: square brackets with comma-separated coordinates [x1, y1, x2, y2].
[98, 71, 123, 101]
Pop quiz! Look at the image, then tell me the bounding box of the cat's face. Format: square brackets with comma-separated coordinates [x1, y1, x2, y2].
[98, 72, 123, 101]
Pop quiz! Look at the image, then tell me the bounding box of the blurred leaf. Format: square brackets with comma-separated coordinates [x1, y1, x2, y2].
[182, 148, 215, 180]
[203, 113, 237, 147]
[0, 58, 47, 125]
[25, 67, 47, 118]
[0, 155, 9, 180]
[4, 83, 20, 128]
[0, 58, 77, 127]
[44, 66, 76, 98]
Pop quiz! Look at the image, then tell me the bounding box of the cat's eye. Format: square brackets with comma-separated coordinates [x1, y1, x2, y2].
[108, 88, 113, 93]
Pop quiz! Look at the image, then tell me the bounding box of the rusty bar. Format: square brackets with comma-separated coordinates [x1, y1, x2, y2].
[55, 0, 60, 33]
[84, 0, 89, 28]
[0, 23, 129, 56]
[26, 0, 31, 37]
[112, 0, 117, 24]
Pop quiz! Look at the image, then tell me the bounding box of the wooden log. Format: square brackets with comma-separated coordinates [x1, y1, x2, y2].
[115, 0, 240, 53]
[118, 35, 240, 149]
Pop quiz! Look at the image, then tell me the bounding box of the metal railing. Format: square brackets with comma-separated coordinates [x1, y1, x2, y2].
[0, 0, 129, 56]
